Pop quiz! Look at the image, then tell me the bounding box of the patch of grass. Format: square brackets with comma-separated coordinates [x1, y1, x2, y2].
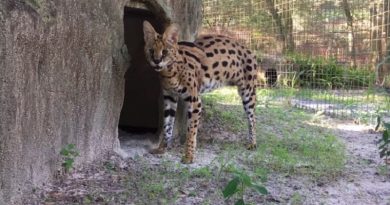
[124, 159, 190, 204]
[376, 165, 389, 176]
[252, 123, 345, 177]
[203, 87, 346, 179]
[191, 166, 213, 178]
[290, 192, 304, 205]
[202, 87, 247, 132]
[253, 107, 346, 178]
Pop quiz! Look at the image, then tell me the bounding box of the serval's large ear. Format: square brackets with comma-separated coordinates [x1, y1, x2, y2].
[143, 21, 157, 45]
[163, 23, 179, 46]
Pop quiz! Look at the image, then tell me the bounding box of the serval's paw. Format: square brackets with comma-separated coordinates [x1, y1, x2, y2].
[181, 155, 194, 164]
[149, 147, 166, 154]
[246, 143, 257, 150]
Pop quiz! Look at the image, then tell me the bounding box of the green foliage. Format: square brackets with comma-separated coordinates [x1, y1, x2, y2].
[191, 167, 213, 178]
[379, 123, 390, 163]
[290, 192, 304, 205]
[222, 167, 268, 205]
[60, 144, 79, 173]
[287, 54, 375, 89]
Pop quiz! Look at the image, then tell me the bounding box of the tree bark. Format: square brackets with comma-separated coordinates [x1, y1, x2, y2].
[342, 0, 357, 68]
[265, 0, 294, 53]
[371, 3, 383, 70]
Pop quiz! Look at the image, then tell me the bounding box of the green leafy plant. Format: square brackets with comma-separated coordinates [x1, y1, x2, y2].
[60, 144, 79, 173]
[286, 53, 374, 89]
[222, 168, 268, 205]
[379, 123, 390, 164]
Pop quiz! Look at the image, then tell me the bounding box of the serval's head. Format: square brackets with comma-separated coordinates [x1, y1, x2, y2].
[143, 21, 179, 72]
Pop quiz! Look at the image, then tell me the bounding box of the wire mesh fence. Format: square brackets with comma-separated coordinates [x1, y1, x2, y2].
[202, 0, 390, 125]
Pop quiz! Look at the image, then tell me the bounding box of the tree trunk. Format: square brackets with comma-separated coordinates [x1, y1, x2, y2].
[265, 0, 294, 53]
[382, 0, 390, 86]
[371, 3, 382, 71]
[342, 0, 357, 68]
[0, 0, 203, 204]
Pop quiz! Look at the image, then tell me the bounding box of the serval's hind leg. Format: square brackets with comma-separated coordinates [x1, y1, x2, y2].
[238, 83, 257, 150]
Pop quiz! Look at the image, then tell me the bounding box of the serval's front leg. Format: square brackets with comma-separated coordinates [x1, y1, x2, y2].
[181, 96, 202, 164]
[150, 91, 178, 154]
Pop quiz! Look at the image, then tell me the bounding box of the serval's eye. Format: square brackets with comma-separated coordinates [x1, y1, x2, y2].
[149, 48, 154, 54]
[162, 49, 168, 57]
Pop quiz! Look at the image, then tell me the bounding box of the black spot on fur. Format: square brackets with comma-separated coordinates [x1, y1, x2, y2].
[222, 61, 228, 67]
[215, 39, 222, 42]
[220, 49, 226, 54]
[243, 98, 252, 105]
[164, 109, 176, 117]
[163, 95, 176, 103]
[205, 41, 215, 48]
[178, 41, 203, 51]
[180, 87, 188, 93]
[230, 60, 236, 67]
[193, 109, 200, 113]
[184, 96, 192, 102]
[205, 73, 211, 78]
[212, 62, 219, 68]
[184, 51, 200, 62]
[214, 71, 220, 75]
[206, 52, 214, 57]
[214, 49, 219, 54]
[188, 63, 195, 69]
[201, 65, 208, 71]
[238, 50, 242, 56]
[246, 65, 252, 71]
[228, 50, 236, 55]
[247, 59, 252, 64]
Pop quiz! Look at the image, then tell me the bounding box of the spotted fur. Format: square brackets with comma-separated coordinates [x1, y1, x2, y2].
[143, 21, 258, 163]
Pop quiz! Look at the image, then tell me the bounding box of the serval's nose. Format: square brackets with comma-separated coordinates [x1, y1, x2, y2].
[153, 58, 161, 65]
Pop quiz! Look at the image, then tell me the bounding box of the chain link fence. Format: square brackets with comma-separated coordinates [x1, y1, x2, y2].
[202, 0, 390, 125]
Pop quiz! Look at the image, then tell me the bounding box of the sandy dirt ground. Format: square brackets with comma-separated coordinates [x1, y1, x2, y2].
[24, 119, 390, 205]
